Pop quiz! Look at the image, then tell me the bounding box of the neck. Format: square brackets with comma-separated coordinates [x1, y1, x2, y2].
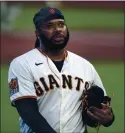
[39, 40, 67, 61]
[39, 43, 66, 61]
[47, 49, 66, 61]
[38, 40, 66, 61]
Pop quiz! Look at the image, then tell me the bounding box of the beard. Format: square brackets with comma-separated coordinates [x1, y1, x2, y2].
[39, 29, 69, 52]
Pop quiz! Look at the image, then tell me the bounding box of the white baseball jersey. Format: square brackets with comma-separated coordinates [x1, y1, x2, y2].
[8, 48, 107, 133]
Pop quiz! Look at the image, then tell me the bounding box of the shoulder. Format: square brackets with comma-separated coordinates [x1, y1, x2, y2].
[9, 49, 37, 70]
[67, 51, 94, 68]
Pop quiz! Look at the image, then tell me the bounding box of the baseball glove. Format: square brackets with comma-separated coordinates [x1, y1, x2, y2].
[81, 84, 111, 131]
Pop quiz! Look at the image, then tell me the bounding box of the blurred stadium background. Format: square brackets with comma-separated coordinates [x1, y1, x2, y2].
[1, 1, 124, 133]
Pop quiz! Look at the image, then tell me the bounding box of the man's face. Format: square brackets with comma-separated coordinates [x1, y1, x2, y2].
[38, 19, 69, 51]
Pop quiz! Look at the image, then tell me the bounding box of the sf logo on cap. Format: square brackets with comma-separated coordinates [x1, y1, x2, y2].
[49, 9, 55, 14]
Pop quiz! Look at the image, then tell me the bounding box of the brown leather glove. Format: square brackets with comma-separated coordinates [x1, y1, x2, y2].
[81, 85, 114, 131]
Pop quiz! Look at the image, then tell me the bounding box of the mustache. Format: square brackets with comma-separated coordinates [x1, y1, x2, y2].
[52, 32, 66, 38]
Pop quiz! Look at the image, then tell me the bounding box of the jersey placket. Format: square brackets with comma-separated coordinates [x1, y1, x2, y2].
[47, 57, 64, 132]
[60, 58, 69, 133]
[47, 56, 69, 133]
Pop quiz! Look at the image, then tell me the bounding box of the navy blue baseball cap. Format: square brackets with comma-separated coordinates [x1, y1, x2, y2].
[33, 7, 65, 29]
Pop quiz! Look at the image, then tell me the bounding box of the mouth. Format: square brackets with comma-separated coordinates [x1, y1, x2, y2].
[52, 34, 65, 43]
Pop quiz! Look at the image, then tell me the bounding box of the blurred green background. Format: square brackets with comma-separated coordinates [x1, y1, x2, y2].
[13, 7, 124, 31]
[1, 2, 124, 31]
[1, 1, 124, 133]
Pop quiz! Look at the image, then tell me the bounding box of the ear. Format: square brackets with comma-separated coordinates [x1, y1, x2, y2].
[35, 30, 40, 37]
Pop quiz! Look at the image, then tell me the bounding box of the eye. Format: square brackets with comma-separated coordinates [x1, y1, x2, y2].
[42, 23, 54, 29]
[59, 22, 65, 27]
[46, 24, 54, 29]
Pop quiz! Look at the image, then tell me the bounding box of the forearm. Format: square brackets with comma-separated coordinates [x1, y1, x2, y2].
[15, 98, 56, 133]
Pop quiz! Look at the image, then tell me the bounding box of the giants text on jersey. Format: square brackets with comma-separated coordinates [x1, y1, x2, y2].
[8, 48, 107, 133]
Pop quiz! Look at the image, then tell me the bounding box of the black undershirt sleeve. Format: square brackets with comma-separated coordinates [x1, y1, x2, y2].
[15, 98, 57, 133]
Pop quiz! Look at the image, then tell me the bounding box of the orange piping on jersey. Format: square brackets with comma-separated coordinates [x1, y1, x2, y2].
[47, 50, 68, 80]
[64, 49, 68, 60]
[47, 58, 61, 80]
[37, 47, 68, 77]
[12, 96, 37, 102]
[36, 48, 48, 57]
[37, 48, 68, 60]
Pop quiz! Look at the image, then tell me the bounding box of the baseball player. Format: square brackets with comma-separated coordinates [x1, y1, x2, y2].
[8, 7, 114, 133]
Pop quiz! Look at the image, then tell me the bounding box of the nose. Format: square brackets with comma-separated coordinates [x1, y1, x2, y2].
[54, 25, 61, 32]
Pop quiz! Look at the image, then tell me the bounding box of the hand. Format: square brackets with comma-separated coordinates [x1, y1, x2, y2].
[87, 103, 113, 125]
